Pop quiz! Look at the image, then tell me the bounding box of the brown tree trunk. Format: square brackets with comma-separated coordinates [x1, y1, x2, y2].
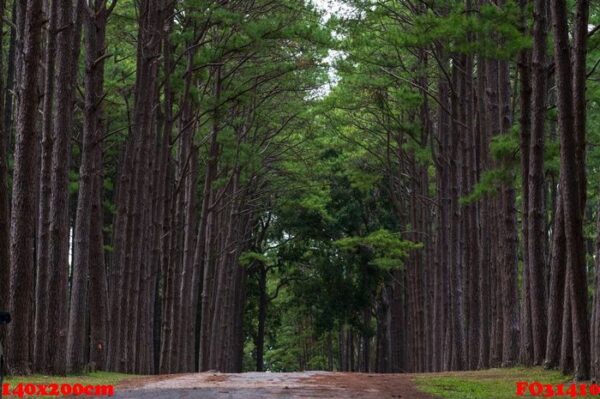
[436, 74, 451, 371]
[172, 54, 199, 370]
[573, 0, 593, 381]
[498, 56, 519, 367]
[560, 276, 574, 373]
[199, 65, 223, 371]
[47, 0, 82, 375]
[477, 54, 491, 370]
[88, 166, 108, 371]
[7, 0, 44, 375]
[528, 0, 548, 366]
[110, 0, 162, 374]
[0, 0, 9, 327]
[550, 0, 590, 380]
[2, 0, 17, 139]
[545, 192, 567, 368]
[572, 0, 588, 216]
[67, 0, 112, 373]
[33, 0, 58, 372]
[485, 56, 502, 368]
[592, 210, 600, 378]
[256, 263, 267, 371]
[517, 0, 533, 367]
[361, 307, 371, 372]
[464, 52, 480, 370]
[156, 6, 176, 373]
[449, 64, 465, 369]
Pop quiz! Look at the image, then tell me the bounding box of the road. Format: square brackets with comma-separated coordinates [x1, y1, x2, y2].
[115, 371, 437, 399]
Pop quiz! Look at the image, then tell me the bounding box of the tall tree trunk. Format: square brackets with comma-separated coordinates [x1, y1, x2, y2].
[199, 65, 223, 371]
[47, 0, 81, 375]
[592, 211, 600, 378]
[3, 0, 17, 139]
[112, 0, 162, 373]
[33, 0, 58, 373]
[498, 56, 519, 367]
[545, 192, 567, 368]
[572, 0, 588, 217]
[572, 0, 595, 381]
[88, 165, 109, 371]
[7, 0, 44, 375]
[156, 6, 175, 373]
[0, 0, 9, 325]
[560, 275, 574, 373]
[528, 0, 548, 366]
[550, 0, 590, 380]
[67, 0, 112, 373]
[477, 54, 491, 370]
[465, 53, 480, 370]
[444, 56, 467, 371]
[518, 0, 533, 367]
[172, 56, 199, 370]
[485, 56, 502, 368]
[256, 264, 267, 372]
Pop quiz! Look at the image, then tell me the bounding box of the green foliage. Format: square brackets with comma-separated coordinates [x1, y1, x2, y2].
[346, 168, 381, 193]
[69, 170, 80, 194]
[335, 229, 421, 270]
[490, 129, 519, 163]
[544, 139, 560, 176]
[239, 251, 274, 267]
[460, 169, 505, 204]
[461, 130, 521, 205]
[402, 138, 433, 166]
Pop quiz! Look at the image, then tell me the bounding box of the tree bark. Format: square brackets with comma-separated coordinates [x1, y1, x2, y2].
[0, 0, 9, 326]
[528, 0, 548, 366]
[67, 0, 112, 373]
[498, 57, 519, 367]
[33, 0, 58, 373]
[545, 191, 567, 368]
[256, 264, 267, 371]
[476, 54, 491, 370]
[47, 0, 82, 375]
[592, 210, 600, 378]
[518, 0, 533, 368]
[7, 0, 44, 375]
[573, 0, 593, 381]
[550, 0, 590, 380]
[88, 166, 108, 371]
[110, 0, 162, 374]
[199, 65, 223, 371]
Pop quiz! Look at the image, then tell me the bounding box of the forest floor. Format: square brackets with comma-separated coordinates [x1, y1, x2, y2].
[115, 371, 434, 398]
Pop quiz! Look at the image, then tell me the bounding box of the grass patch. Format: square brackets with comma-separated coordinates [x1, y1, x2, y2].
[3, 371, 139, 397]
[415, 367, 572, 399]
[5, 371, 135, 386]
